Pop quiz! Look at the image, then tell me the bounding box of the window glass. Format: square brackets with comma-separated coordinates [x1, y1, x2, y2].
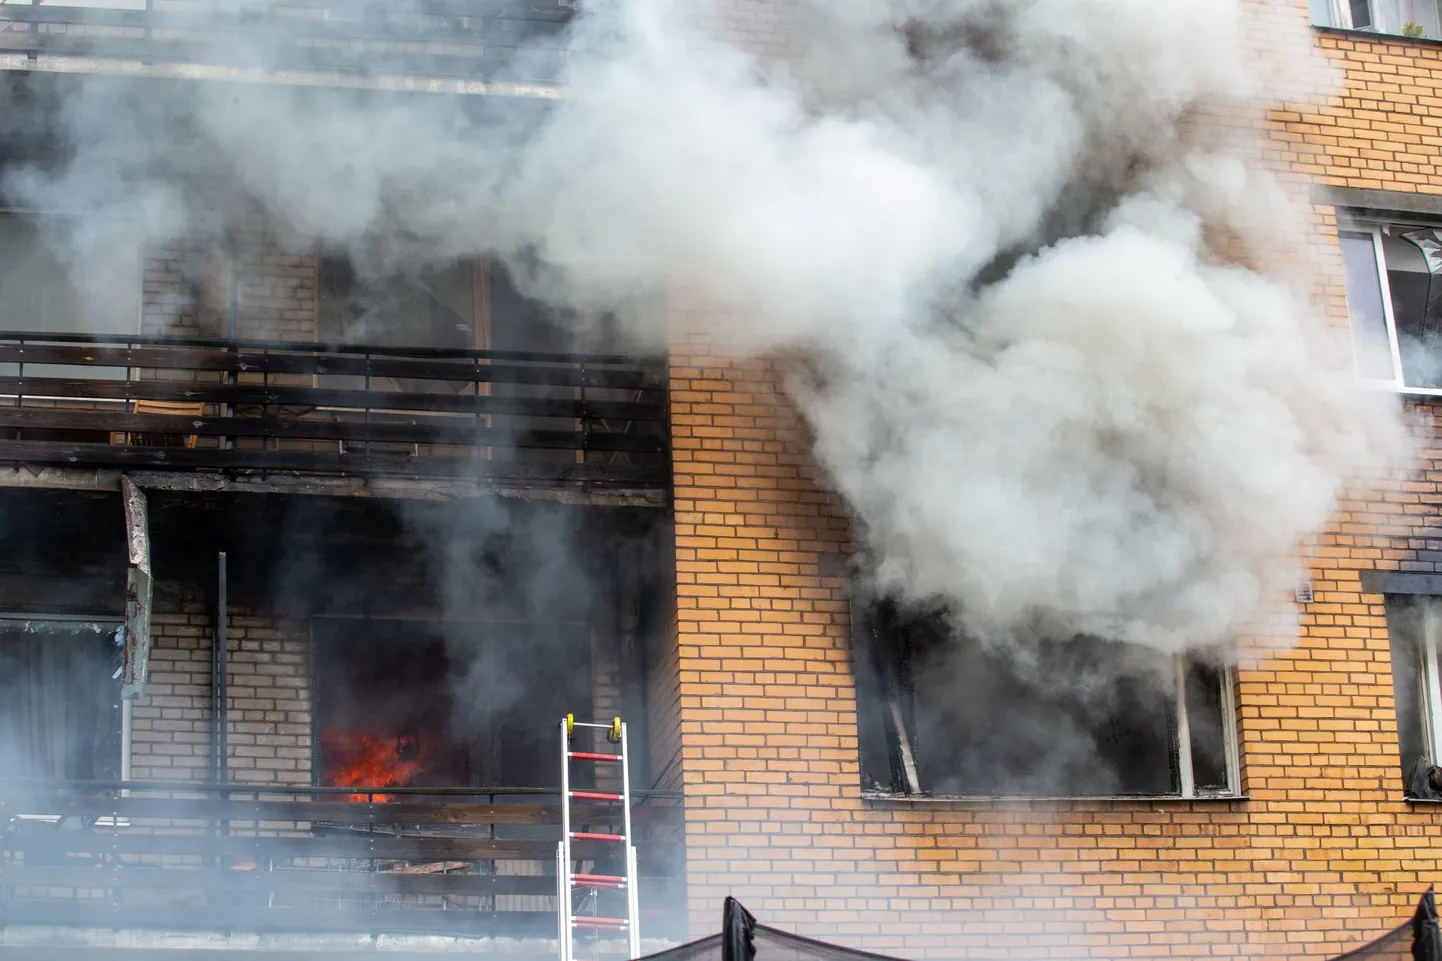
[0, 625, 122, 781]
[1339, 231, 1399, 381]
[1184, 659, 1231, 793]
[852, 608, 1234, 798]
[1381, 229, 1442, 388]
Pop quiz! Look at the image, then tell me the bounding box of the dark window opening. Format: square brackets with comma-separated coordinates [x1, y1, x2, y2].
[852, 601, 1237, 798]
[1383, 595, 1442, 799]
[313, 618, 594, 794]
[0, 621, 122, 781]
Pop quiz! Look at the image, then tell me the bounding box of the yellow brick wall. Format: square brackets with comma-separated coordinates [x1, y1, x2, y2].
[663, 3, 1442, 958]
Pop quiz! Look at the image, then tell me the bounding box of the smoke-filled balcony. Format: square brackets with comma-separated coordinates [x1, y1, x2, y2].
[0, 331, 669, 489]
[0, 779, 685, 944]
[0, 0, 572, 89]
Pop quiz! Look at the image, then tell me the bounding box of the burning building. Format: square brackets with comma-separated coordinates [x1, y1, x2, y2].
[0, 0, 1440, 959]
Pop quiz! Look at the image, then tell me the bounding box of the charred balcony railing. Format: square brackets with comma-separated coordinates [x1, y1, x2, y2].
[0, 331, 670, 489]
[0, 0, 572, 85]
[0, 779, 686, 940]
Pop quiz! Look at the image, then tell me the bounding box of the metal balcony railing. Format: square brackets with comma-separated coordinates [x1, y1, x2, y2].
[0, 778, 686, 941]
[0, 0, 573, 85]
[0, 331, 670, 489]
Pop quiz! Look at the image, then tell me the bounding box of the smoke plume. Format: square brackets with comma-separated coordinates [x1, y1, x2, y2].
[0, 0, 1406, 652]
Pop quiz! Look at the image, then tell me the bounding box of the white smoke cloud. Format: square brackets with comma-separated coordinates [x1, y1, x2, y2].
[0, 0, 1407, 652]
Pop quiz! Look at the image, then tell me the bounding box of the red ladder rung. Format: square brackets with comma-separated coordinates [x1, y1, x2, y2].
[571, 790, 624, 801]
[573, 916, 629, 929]
[572, 873, 626, 888]
[569, 751, 623, 762]
[571, 831, 624, 842]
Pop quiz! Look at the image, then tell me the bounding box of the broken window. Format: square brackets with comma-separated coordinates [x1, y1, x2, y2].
[1311, 0, 1442, 37]
[0, 619, 123, 781]
[1384, 595, 1442, 799]
[1338, 222, 1442, 390]
[852, 603, 1239, 798]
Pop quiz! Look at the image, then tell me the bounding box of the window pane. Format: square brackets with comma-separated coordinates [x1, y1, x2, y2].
[1352, 0, 1375, 28]
[1338, 231, 1398, 381]
[1184, 659, 1231, 793]
[0, 213, 139, 336]
[318, 257, 477, 351]
[0, 627, 121, 780]
[1310, 0, 1338, 25]
[1372, 0, 1441, 35]
[908, 630, 1179, 797]
[1382, 230, 1442, 388]
[1384, 596, 1432, 795]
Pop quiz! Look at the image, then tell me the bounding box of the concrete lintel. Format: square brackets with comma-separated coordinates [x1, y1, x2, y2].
[0, 465, 669, 508]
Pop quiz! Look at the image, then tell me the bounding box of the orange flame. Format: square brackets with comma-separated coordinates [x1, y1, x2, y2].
[321, 729, 432, 802]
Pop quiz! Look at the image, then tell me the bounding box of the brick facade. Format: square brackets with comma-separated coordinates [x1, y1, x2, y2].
[129, 586, 313, 787]
[659, 2, 1442, 959]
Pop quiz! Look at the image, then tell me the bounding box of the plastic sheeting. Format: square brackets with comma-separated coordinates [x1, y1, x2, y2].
[640, 891, 1442, 961]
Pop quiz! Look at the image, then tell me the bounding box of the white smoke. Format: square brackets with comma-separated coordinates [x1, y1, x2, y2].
[0, 0, 1407, 652]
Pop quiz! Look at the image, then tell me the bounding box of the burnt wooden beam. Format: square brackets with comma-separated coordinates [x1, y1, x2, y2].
[0, 377, 662, 421]
[0, 408, 666, 453]
[0, 441, 668, 486]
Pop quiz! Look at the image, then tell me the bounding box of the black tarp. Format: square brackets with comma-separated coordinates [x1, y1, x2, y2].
[640, 891, 1442, 961]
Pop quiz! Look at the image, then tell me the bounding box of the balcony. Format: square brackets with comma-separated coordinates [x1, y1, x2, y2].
[0, 779, 686, 944]
[0, 331, 670, 492]
[0, 0, 572, 88]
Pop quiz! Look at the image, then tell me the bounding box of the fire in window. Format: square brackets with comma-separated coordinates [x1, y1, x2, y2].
[851, 601, 1240, 798]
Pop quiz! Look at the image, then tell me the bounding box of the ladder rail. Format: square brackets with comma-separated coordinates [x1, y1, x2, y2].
[621, 720, 641, 960]
[558, 714, 640, 961]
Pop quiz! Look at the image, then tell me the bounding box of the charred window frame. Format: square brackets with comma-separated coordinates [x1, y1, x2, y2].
[1336, 219, 1442, 392]
[851, 600, 1241, 799]
[1383, 595, 1442, 799]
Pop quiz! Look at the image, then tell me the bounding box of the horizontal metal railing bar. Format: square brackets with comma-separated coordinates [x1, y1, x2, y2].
[0, 408, 667, 453]
[0, 902, 569, 938]
[0, 33, 563, 83]
[0, 864, 566, 898]
[0, 3, 573, 35]
[0, 331, 661, 370]
[0, 344, 664, 390]
[0, 1, 575, 29]
[0, 778, 683, 800]
[0, 441, 671, 483]
[0, 795, 680, 826]
[1, 832, 621, 862]
[0, 377, 662, 420]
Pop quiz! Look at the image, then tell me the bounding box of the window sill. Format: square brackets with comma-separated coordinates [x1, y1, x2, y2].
[860, 791, 1248, 805]
[1405, 796, 1442, 804]
[1313, 24, 1442, 46]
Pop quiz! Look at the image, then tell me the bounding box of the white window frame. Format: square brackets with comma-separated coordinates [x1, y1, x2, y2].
[1172, 655, 1242, 799]
[1340, 224, 1407, 391]
[1335, 219, 1442, 395]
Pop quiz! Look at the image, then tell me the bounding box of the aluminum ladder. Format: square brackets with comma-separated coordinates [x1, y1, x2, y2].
[556, 714, 641, 961]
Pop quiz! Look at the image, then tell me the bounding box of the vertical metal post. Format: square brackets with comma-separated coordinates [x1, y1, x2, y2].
[215, 552, 229, 786]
